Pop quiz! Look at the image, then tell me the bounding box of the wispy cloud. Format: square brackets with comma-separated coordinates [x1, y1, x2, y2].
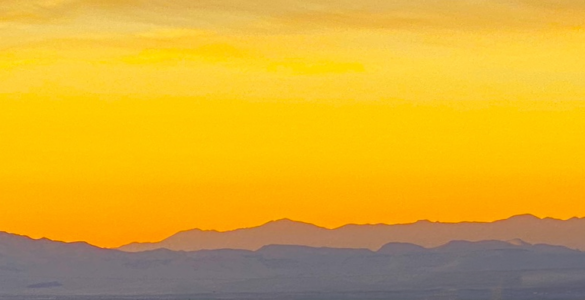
[1, 0, 584, 31]
[1, 0, 583, 77]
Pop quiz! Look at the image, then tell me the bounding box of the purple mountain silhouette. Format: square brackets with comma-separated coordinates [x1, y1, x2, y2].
[119, 214, 585, 252]
[3, 230, 585, 296]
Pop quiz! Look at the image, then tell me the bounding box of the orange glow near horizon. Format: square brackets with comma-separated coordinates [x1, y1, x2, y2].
[1, 0, 585, 248]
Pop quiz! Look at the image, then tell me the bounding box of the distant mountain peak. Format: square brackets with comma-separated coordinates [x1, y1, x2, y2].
[262, 218, 322, 229]
[437, 240, 517, 252]
[508, 214, 541, 221]
[377, 242, 427, 254]
[415, 219, 434, 224]
[267, 218, 299, 224]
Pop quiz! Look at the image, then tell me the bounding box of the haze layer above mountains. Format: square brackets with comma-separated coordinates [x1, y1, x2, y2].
[119, 215, 585, 252]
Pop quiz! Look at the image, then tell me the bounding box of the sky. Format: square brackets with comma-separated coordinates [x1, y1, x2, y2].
[1, 0, 585, 248]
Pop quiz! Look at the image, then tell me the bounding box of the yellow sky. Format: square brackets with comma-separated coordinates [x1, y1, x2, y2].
[1, 0, 585, 248]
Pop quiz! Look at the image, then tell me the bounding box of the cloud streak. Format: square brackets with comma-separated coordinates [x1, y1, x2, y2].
[1, 0, 584, 32]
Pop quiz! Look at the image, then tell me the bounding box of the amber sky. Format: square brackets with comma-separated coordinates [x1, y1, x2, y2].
[1, 0, 585, 248]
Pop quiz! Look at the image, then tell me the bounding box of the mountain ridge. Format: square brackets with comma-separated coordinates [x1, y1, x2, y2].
[119, 214, 585, 252]
[3, 233, 585, 296]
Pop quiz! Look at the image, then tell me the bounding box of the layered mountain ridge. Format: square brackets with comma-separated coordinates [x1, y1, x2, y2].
[2, 230, 585, 297]
[119, 214, 585, 252]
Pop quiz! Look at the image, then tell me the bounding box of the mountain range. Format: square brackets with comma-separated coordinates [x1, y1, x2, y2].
[119, 214, 585, 252]
[3, 230, 585, 299]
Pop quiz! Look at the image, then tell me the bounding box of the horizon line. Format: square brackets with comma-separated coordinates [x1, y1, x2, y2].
[3, 213, 584, 249]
